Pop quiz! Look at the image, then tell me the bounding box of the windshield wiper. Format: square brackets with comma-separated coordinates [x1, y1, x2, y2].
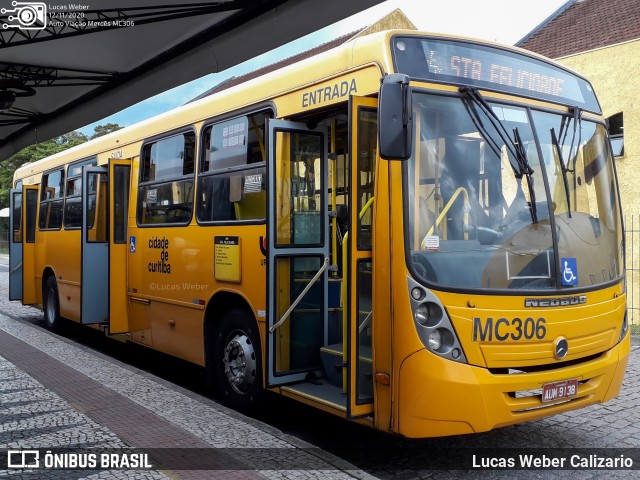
[550, 107, 582, 218]
[568, 106, 582, 189]
[550, 127, 572, 217]
[459, 86, 538, 223]
[513, 127, 538, 223]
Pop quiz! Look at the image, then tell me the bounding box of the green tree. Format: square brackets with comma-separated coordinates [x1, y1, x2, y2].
[0, 130, 89, 209]
[0, 122, 123, 209]
[90, 122, 122, 139]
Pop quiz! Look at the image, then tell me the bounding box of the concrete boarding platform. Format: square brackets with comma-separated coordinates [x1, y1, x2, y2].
[0, 302, 373, 479]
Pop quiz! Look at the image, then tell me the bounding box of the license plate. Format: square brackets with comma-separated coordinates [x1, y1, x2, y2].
[541, 378, 578, 402]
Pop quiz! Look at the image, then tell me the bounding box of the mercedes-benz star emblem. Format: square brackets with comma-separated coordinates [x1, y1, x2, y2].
[554, 337, 569, 360]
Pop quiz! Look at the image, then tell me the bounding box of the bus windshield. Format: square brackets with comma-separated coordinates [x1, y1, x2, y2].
[405, 92, 623, 291]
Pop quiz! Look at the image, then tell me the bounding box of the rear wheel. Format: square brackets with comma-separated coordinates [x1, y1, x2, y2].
[212, 308, 263, 412]
[43, 276, 61, 332]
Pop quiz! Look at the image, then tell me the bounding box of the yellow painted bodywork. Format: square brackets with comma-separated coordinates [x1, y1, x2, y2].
[382, 145, 629, 438]
[396, 333, 629, 437]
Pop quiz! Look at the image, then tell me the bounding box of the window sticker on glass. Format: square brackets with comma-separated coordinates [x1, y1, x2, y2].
[244, 174, 262, 193]
[425, 235, 440, 251]
[211, 117, 249, 169]
[147, 189, 157, 203]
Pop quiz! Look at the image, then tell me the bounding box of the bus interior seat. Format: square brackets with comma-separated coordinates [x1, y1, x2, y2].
[234, 190, 266, 220]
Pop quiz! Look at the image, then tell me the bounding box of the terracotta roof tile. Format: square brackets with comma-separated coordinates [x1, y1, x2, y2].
[518, 0, 640, 58]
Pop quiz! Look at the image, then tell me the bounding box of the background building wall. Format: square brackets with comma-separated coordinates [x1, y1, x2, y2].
[556, 39, 640, 215]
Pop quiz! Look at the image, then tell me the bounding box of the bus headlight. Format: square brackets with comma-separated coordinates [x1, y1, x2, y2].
[415, 302, 442, 327]
[428, 329, 443, 350]
[408, 277, 467, 363]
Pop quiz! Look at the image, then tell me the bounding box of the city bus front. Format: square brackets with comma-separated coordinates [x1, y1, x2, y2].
[381, 36, 629, 437]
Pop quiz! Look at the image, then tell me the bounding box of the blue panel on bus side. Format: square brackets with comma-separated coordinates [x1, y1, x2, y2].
[81, 167, 109, 325]
[82, 242, 109, 324]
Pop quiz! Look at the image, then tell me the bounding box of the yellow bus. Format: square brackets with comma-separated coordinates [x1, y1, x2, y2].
[9, 29, 629, 438]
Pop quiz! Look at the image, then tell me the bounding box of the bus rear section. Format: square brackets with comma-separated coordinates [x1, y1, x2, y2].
[382, 35, 629, 437]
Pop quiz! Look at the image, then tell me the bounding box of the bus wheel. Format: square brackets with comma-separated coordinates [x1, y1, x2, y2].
[213, 309, 263, 412]
[43, 276, 61, 331]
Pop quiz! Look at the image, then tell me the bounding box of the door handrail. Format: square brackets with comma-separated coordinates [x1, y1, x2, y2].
[269, 257, 329, 333]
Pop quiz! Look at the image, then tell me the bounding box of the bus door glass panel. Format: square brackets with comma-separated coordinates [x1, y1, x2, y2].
[267, 120, 328, 386]
[82, 167, 109, 324]
[110, 160, 131, 334]
[348, 96, 377, 416]
[22, 186, 38, 305]
[9, 189, 22, 300]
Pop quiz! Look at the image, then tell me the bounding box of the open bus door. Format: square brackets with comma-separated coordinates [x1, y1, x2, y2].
[10, 186, 38, 303]
[81, 166, 109, 324]
[346, 96, 377, 418]
[22, 186, 38, 304]
[108, 159, 132, 333]
[9, 188, 22, 300]
[266, 120, 330, 387]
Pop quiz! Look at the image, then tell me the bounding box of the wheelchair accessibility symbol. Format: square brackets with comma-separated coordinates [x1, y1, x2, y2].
[561, 258, 578, 286]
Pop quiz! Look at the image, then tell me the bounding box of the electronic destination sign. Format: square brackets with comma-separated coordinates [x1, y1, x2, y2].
[392, 37, 601, 113]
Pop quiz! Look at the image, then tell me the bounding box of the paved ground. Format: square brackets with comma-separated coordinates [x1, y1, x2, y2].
[0, 256, 373, 479]
[1, 251, 639, 479]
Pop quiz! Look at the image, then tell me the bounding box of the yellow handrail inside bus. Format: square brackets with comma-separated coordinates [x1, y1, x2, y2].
[420, 187, 469, 249]
[330, 119, 337, 277]
[341, 196, 374, 393]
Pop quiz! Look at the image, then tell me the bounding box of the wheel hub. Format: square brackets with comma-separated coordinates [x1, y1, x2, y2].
[222, 332, 257, 395]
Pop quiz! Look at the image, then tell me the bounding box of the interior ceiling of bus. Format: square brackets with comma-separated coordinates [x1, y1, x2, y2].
[0, 0, 384, 161]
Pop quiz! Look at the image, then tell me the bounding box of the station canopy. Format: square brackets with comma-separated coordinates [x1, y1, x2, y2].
[0, 0, 383, 160]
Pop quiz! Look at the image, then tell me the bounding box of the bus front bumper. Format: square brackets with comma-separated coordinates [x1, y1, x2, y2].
[397, 333, 630, 438]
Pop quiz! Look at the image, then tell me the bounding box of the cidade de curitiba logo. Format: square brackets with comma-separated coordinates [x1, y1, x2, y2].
[1, 1, 47, 30]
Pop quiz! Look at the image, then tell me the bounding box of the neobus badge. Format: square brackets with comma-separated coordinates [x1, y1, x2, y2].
[524, 296, 587, 308]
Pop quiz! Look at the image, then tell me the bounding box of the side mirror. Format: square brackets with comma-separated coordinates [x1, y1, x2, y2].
[378, 74, 413, 160]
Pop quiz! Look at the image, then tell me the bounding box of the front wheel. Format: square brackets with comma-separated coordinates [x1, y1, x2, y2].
[43, 276, 61, 332]
[212, 309, 263, 412]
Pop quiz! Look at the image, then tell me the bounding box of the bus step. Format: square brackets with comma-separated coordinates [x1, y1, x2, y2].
[319, 343, 373, 389]
[319, 344, 344, 388]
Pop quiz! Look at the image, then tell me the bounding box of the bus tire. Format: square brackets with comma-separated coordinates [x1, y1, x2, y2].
[212, 308, 263, 412]
[43, 276, 61, 332]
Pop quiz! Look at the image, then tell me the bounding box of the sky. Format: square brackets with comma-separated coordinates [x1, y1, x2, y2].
[79, 0, 568, 136]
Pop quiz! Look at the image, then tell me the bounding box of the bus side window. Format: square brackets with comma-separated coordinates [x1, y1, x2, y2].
[137, 131, 195, 226]
[64, 157, 97, 229]
[39, 168, 65, 230]
[12, 190, 22, 243]
[197, 110, 270, 223]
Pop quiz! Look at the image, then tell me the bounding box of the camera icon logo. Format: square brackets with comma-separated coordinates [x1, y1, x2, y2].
[1, 1, 47, 30]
